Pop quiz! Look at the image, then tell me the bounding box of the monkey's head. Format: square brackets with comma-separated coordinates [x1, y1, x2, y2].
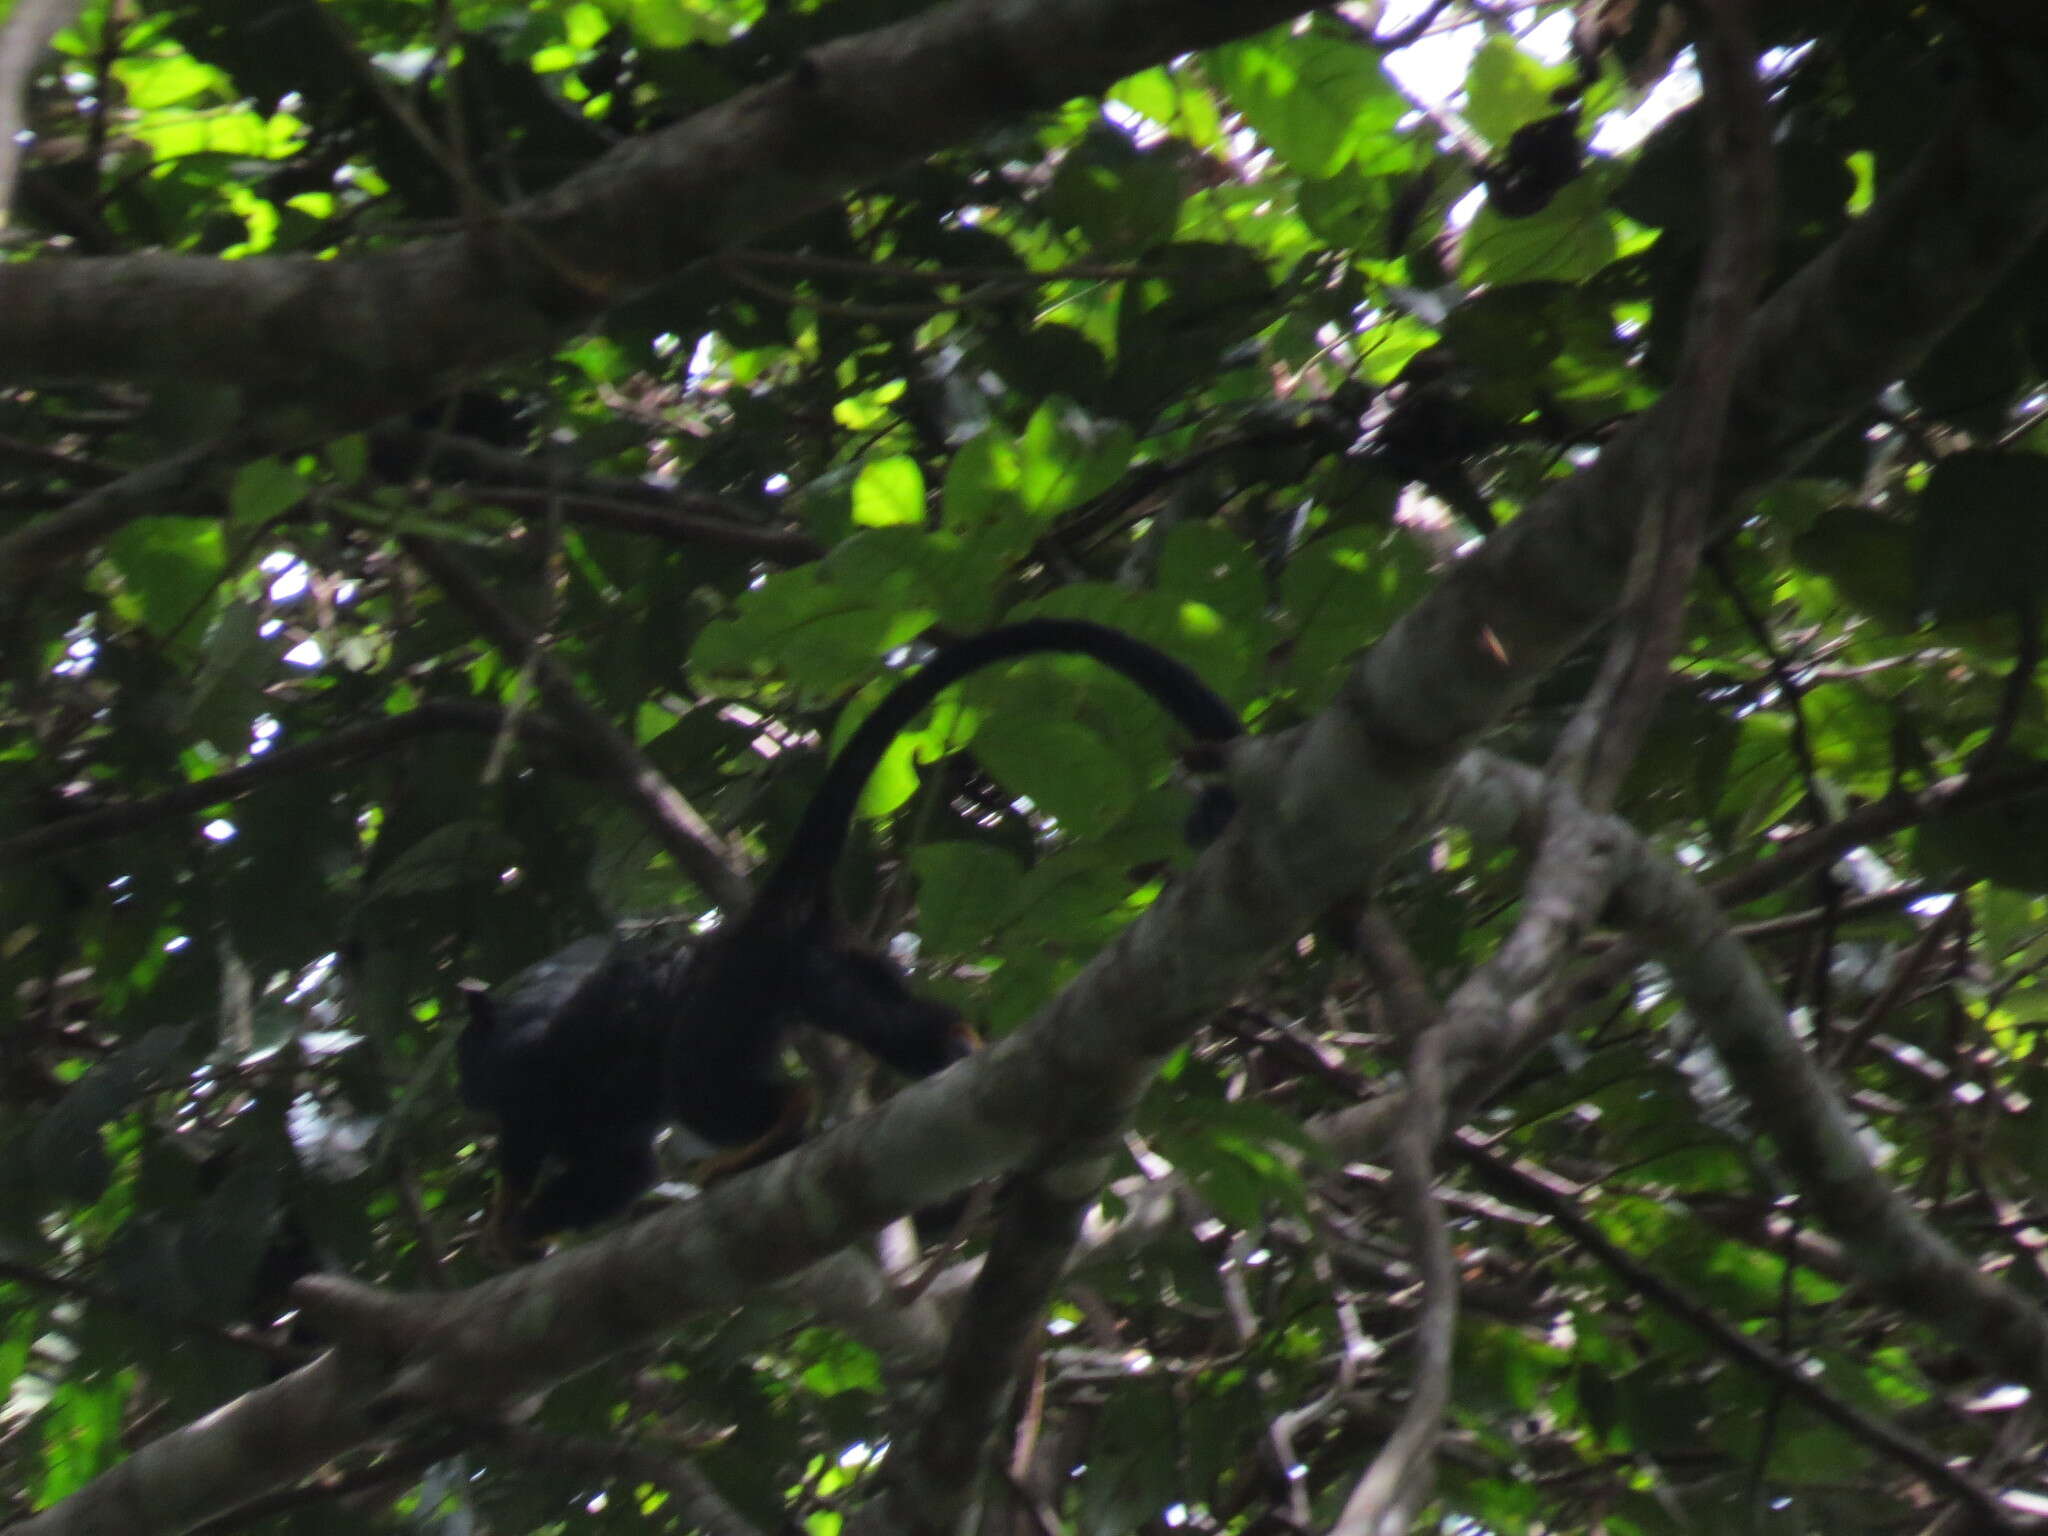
[796, 944, 978, 1080]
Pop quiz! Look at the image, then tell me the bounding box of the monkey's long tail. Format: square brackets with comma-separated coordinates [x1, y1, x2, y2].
[760, 617, 1242, 903]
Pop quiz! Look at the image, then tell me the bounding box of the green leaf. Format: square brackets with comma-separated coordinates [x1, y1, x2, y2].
[1155, 523, 1266, 631]
[1461, 172, 1617, 286]
[1463, 35, 1569, 148]
[794, 1330, 882, 1397]
[910, 841, 1026, 956]
[1211, 33, 1397, 179]
[183, 600, 268, 753]
[818, 530, 1003, 635]
[227, 457, 308, 525]
[1147, 1122, 1272, 1229]
[563, 3, 610, 49]
[851, 455, 926, 528]
[115, 52, 222, 109]
[1298, 167, 1394, 250]
[104, 517, 228, 641]
[1016, 399, 1134, 518]
[1917, 786, 2048, 893]
[1001, 851, 1133, 948]
[941, 428, 1023, 536]
[364, 821, 521, 902]
[37, 1374, 126, 1502]
[324, 434, 368, 483]
[1915, 451, 2048, 622]
[692, 565, 935, 695]
[1077, 1385, 1181, 1536]
[843, 689, 972, 818]
[970, 712, 1136, 842]
[1046, 128, 1183, 254]
[29, 1028, 191, 1207]
[971, 323, 1112, 414]
[834, 379, 906, 432]
[1277, 528, 1420, 703]
[621, 2, 721, 49]
[1790, 506, 1918, 630]
[1442, 282, 1576, 381]
[1111, 67, 1224, 152]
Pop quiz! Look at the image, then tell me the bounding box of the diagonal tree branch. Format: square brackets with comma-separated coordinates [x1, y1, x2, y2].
[401, 533, 751, 911]
[0, 437, 231, 588]
[1455, 1142, 2024, 1531]
[372, 428, 826, 564]
[0, 0, 1315, 419]
[1548, 0, 1773, 811]
[857, 1168, 1099, 1535]
[1439, 750, 2048, 1389]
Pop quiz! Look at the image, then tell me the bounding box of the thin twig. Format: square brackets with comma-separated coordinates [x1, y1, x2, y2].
[400, 534, 750, 910]
[0, 701, 586, 864]
[1458, 1141, 2026, 1532]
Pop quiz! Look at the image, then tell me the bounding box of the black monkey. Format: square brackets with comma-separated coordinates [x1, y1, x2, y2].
[456, 936, 679, 1243]
[1479, 107, 1583, 219]
[459, 618, 1243, 1247]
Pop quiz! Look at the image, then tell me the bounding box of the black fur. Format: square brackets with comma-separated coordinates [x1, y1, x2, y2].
[459, 619, 1241, 1244]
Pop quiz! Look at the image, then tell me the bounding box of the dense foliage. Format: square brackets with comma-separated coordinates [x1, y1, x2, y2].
[4, 1, 2048, 1532]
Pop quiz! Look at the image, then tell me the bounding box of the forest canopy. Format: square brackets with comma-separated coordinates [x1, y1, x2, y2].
[4, 1, 2048, 1533]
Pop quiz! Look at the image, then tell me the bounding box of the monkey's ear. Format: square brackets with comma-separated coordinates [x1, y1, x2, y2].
[457, 978, 495, 1032]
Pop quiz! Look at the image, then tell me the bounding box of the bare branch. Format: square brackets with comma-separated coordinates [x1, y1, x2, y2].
[1458, 1143, 2027, 1532]
[855, 1171, 1098, 1535]
[0, 700, 586, 865]
[1549, 0, 1774, 808]
[1333, 919, 1458, 1536]
[401, 534, 751, 911]
[375, 427, 825, 563]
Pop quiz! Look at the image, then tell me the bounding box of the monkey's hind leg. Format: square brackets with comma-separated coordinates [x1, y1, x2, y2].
[696, 1082, 815, 1185]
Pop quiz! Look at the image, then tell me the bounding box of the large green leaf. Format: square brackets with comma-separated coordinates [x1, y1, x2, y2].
[1211, 31, 1401, 180]
[104, 518, 228, 643]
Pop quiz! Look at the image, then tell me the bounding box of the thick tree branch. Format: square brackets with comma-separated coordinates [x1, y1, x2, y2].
[0, 0, 1313, 421]
[1441, 750, 2048, 1391]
